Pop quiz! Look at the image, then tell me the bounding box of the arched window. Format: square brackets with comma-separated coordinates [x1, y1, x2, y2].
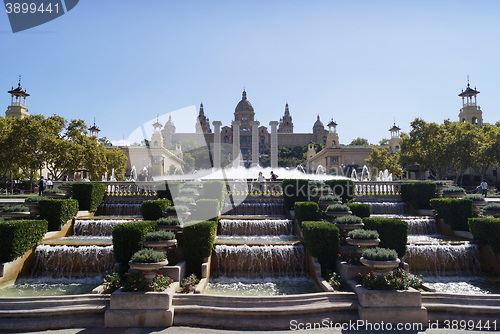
[472, 117, 477, 124]
[241, 137, 247, 145]
[224, 136, 229, 143]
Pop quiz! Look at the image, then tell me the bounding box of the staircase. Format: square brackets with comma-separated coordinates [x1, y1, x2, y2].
[0, 294, 109, 331]
[173, 292, 359, 329]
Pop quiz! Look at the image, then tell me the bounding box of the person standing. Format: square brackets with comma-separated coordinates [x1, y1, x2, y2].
[257, 171, 265, 191]
[46, 178, 53, 189]
[37, 176, 46, 196]
[480, 179, 489, 197]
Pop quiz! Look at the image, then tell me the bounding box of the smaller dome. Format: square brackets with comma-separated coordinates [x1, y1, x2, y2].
[164, 115, 175, 128]
[313, 115, 323, 128]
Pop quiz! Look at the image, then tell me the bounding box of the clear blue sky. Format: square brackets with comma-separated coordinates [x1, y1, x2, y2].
[1, 0, 499, 146]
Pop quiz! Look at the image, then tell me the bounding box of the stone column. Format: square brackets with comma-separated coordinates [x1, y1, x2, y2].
[232, 121, 241, 168]
[251, 121, 260, 167]
[269, 121, 279, 169]
[212, 121, 222, 169]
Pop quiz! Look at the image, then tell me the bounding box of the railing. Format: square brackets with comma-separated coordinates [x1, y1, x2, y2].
[54, 181, 157, 196]
[354, 181, 402, 196]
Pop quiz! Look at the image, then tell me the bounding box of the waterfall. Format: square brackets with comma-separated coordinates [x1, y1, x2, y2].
[359, 202, 407, 214]
[74, 219, 131, 236]
[406, 217, 437, 235]
[96, 203, 142, 216]
[212, 244, 306, 276]
[219, 219, 292, 236]
[32, 245, 114, 277]
[223, 202, 284, 216]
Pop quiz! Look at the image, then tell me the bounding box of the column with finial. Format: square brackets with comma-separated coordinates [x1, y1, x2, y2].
[251, 121, 260, 167]
[269, 121, 279, 168]
[232, 121, 241, 167]
[212, 121, 222, 169]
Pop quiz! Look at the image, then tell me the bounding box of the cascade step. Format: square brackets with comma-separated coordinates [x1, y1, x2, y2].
[0, 315, 105, 331]
[0, 294, 110, 309]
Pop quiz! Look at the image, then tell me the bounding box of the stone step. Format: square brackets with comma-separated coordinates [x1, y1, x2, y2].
[0, 294, 110, 310]
[0, 315, 105, 331]
[422, 293, 500, 306]
[0, 303, 108, 318]
[424, 302, 500, 314]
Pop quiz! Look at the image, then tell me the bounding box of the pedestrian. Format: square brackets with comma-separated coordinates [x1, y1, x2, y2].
[270, 171, 278, 181]
[46, 178, 53, 189]
[257, 171, 265, 191]
[37, 176, 46, 196]
[480, 179, 488, 197]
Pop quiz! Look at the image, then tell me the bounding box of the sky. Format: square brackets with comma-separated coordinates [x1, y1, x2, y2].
[1, 0, 500, 146]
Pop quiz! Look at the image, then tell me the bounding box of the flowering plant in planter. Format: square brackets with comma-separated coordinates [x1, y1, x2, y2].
[357, 267, 423, 290]
[119, 272, 173, 292]
[180, 273, 200, 293]
[338, 252, 362, 265]
[104, 272, 121, 291]
[328, 272, 341, 289]
[148, 274, 174, 292]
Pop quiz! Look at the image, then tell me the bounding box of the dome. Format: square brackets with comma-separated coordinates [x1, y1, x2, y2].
[313, 115, 323, 128]
[164, 115, 175, 128]
[235, 90, 254, 112]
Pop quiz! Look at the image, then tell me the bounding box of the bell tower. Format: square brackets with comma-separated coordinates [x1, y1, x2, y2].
[6, 76, 30, 118]
[388, 122, 401, 153]
[458, 77, 482, 127]
[326, 119, 340, 148]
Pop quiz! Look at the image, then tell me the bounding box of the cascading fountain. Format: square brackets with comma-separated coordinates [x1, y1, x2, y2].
[95, 203, 142, 216]
[224, 202, 284, 216]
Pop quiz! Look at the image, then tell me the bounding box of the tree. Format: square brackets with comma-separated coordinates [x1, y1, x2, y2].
[365, 148, 404, 178]
[379, 138, 389, 146]
[400, 118, 457, 180]
[448, 121, 481, 186]
[470, 123, 500, 179]
[99, 137, 113, 147]
[349, 138, 370, 146]
[105, 148, 128, 180]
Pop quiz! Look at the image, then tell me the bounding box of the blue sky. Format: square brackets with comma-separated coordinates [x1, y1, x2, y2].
[1, 0, 499, 146]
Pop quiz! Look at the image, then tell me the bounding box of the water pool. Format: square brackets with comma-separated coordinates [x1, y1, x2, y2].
[0, 276, 103, 297]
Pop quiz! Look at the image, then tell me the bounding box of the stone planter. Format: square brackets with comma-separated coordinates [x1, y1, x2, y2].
[471, 200, 487, 214]
[482, 210, 500, 218]
[325, 210, 352, 218]
[336, 259, 371, 282]
[346, 238, 380, 254]
[335, 222, 364, 231]
[143, 239, 177, 253]
[442, 192, 465, 199]
[23, 202, 39, 215]
[1, 211, 31, 220]
[105, 282, 179, 327]
[165, 211, 191, 221]
[42, 192, 67, 199]
[128, 259, 169, 281]
[318, 201, 342, 210]
[58, 186, 72, 196]
[156, 225, 183, 232]
[360, 257, 400, 276]
[349, 281, 427, 325]
[436, 185, 447, 197]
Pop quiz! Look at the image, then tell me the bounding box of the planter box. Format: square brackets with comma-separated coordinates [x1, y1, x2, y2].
[349, 281, 427, 325]
[336, 259, 371, 282]
[105, 282, 179, 327]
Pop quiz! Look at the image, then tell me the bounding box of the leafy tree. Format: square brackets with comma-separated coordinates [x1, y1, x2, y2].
[470, 123, 500, 179]
[105, 148, 128, 180]
[349, 138, 370, 146]
[379, 138, 389, 146]
[365, 148, 404, 178]
[99, 137, 113, 147]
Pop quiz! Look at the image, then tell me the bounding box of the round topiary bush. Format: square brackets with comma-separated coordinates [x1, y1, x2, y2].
[43, 188, 63, 194]
[318, 195, 342, 202]
[348, 229, 379, 239]
[442, 186, 465, 194]
[144, 231, 175, 241]
[156, 217, 182, 226]
[326, 204, 350, 212]
[362, 247, 398, 261]
[484, 203, 500, 211]
[335, 215, 363, 225]
[2, 205, 29, 212]
[463, 194, 485, 202]
[131, 248, 166, 263]
[24, 196, 45, 203]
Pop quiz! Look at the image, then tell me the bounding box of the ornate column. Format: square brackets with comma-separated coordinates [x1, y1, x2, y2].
[212, 121, 222, 169]
[251, 121, 260, 167]
[232, 121, 241, 167]
[269, 121, 279, 169]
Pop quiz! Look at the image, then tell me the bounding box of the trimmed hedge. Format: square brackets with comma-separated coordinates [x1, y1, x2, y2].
[282, 179, 309, 210]
[346, 203, 371, 218]
[469, 218, 500, 254]
[294, 201, 319, 226]
[202, 181, 225, 211]
[0, 220, 48, 262]
[301, 221, 340, 274]
[111, 220, 156, 267]
[71, 182, 106, 212]
[141, 199, 171, 221]
[401, 182, 436, 210]
[193, 199, 219, 222]
[324, 179, 355, 203]
[156, 182, 182, 201]
[182, 220, 217, 276]
[362, 217, 408, 258]
[430, 198, 473, 231]
[39, 199, 79, 231]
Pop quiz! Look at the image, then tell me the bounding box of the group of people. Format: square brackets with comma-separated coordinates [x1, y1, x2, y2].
[257, 171, 278, 182]
[36, 176, 54, 196]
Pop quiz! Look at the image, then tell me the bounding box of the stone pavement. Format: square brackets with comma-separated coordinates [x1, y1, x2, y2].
[0, 326, 491, 334]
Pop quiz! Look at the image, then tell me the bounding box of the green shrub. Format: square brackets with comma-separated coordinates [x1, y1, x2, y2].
[326, 204, 350, 212]
[59, 181, 75, 187]
[363, 217, 408, 258]
[38, 199, 79, 231]
[401, 182, 436, 210]
[2, 205, 29, 212]
[483, 203, 500, 211]
[112, 220, 156, 266]
[184, 181, 203, 187]
[193, 199, 219, 221]
[362, 247, 398, 261]
[173, 197, 195, 204]
[0, 220, 48, 262]
[42, 188, 63, 194]
[318, 195, 342, 203]
[166, 205, 189, 213]
[156, 182, 182, 201]
[131, 248, 166, 263]
[430, 198, 473, 231]
[469, 218, 500, 254]
[202, 181, 225, 210]
[180, 274, 200, 293]
[323, 179, 355, 203]
[335, 215, 363, 224]
[301, 221, 340, 275]
[282, 179, 309, 210]
[294, 201, 319, 226]
[156, 217, 182, 226]
[463, 194, 485, 202]
[141, 199, 171, 220]
[434, 181, 447, 186]
[360, 267, 423, 290]
[24, 195, 45, 203]
[442, 186, 466, 194]
[348, 229, 379, 239]
[182, 220, 217, 276]
[179, 188, 199, 195]
[71, 182, 106, 212]
[346, 203, 371, 218]
[145, 230, 176, 241]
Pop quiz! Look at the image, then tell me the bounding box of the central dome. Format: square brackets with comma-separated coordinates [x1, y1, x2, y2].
[235, 90, 254, 112]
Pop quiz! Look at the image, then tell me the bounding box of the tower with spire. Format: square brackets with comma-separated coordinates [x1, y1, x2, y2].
[278, 103, 294, 133]
[88, 118, 101, 137]
[6, 76, 30, 118]
[326, 119, 340, 148]
[196, 103, 212, 134]
[458, 77, 483, 127]
[388, 121, 401, 153]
